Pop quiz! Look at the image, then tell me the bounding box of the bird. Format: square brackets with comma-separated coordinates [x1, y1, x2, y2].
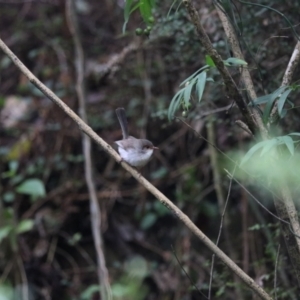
[115, 107, 158, 167]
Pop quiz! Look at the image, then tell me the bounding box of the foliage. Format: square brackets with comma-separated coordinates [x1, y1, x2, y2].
[0, 0, 300, 299]
[249, 85, 299, 122]
[168, 56, 247, 120]
[240, 134, 297, 166]
[0, 208, 34, 250]
[123, 0, 156, 33]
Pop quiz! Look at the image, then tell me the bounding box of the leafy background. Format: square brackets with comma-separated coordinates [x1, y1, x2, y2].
[0, 0, 300, 299]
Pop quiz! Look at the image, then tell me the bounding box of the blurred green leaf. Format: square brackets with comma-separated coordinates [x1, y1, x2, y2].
[279, 135, 294, 155]
[0, 56, 12, 69]
[16, 219, 34, 234]
[168, 88, 184, 120]
[223, 57, 248, 66]
[251, 86, 287, 106]
[277, 88, 292, 118]
[249, 224, 262, 231]
[289, 132, 300, 137]
[205, 55, 215, 67]
[263, 95, 277, 124]
[3, 192, 15, 203]
[183, 80, 194, 109]
[112, 283, 131, 297]
[139, 0, 152, 24]
[80, 285, 100, 300]
[16, 178, 46, 199]
[68, 233, 82, 246]
[240, 140, 271, 165]
[260, 139, 278, 156]
[180, 65, 209, 87]
[0, 282, 14, 300]
[153, 201, 169, 216]
[124, 256, 148, 279]
[123, 0, 134, 33]
[1, 160, 18, 179]
[196, 71, 206, 102]
[140, 213, 157, 229]
[0, 226, 12, 243]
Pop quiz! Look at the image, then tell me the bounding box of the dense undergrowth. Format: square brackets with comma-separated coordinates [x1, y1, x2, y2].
[0, 0, 300, 299]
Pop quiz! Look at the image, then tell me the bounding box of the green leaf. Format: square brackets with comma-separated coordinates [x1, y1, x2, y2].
[16, 219, 34, 234]
[260, 138, 279, 156]
[168, 88, 184, 120]
[140, 213, 157, 229]
[80, 285, 100, 300]
[125, 256, 148, 279]
[262, 96, 277, 124]
[262, 87, 289, 123]
[279, 135, 294, 155]
[153, 201, 169, 216]
[183, 80, 194, 109]
[16, 178, 46, 199]
[112, 283, 131, 297]
[123, 0, 140, 33]
[205, 55, 215, 67]
[250, 94, 273, 106]
[0, 225, 12, 243]
[248, 224, 262, 231]
[3, 192, 15, 203]
[280, 109, 287, 118]
[277, 88, 292, 118]
[123, 0, 134, 32]
[288, 132, 300, 137]
[180, 65, 209, 86]
[251, 86, 287, 106]
[223, 57, 248, 66]
[0, 282, 14, 300]
[240, 141, 271, 165]
[139, 0, 152, 23]
[196, 71, 206, 102]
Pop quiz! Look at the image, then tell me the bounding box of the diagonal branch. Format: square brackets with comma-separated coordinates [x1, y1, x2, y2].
[0, 37, 273, 300]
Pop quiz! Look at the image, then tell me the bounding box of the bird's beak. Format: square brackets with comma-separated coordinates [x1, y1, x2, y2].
[152, 146, 159, 150]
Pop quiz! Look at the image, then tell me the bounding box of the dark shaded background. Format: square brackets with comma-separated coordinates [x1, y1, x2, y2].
[0, 0, 300, 299]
